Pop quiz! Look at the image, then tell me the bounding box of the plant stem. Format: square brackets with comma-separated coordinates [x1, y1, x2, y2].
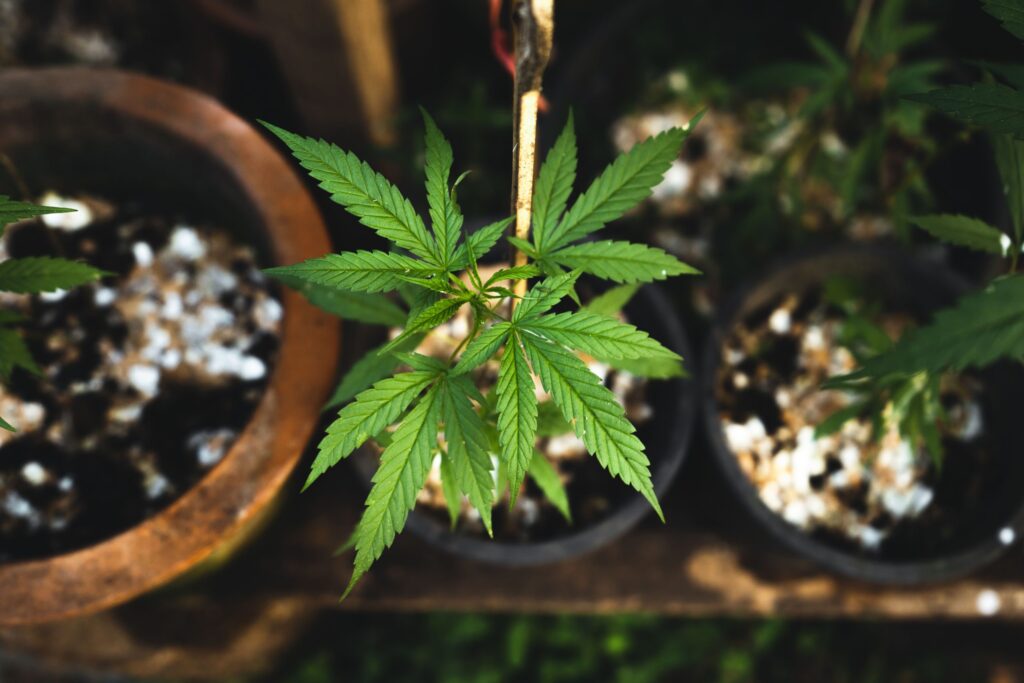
[508, 0, 554, 312]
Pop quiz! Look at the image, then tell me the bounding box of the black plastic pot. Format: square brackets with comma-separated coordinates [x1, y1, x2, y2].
[352, 283, 696, 566]
[702, 246, 1024, 584]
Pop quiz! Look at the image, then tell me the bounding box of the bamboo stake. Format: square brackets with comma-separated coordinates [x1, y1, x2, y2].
[509, 0, 554, 307]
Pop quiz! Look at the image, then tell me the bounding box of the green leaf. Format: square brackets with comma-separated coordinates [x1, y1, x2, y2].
[260, 121, 438, 261]
[452, 322, 511, 375]
[994, 134, 1024, 242]
[833, 275, 1024, 382]
[983, 0, 1024, 41]
[536, 400, 573, 437]
[519, 332, 663, 520]
[0, 414, 15, 432]
[380, 296, 467, 354]
[543, 125, 693, 252]
[512, 270, 581, 322]
[439, 454, 462, 529]
[308, 370, 436, 490]
[345, 381, 443, 597]
[441, 376, 495, 535]
[970, 60, 1024, 90]
[266, 251, 434, 294]
[326, 334, 425, 409]
[484, 265, 540, 287]
[584, 284, 640, 317]
[814, 401, 867, 439]
[421, 109, 461, 265]
[0, 257, 106, 294]
[528, 450, 571, 523]
[297, 283, 407, 326]
[907, 84, 1024, 139]
[533, 114, 578, 252]
[0, 195, 75, 231]
[495, 330, 538, 505]
[804, 30, 847, 72]
[520, 310, 679, 362]
[453, 216, 514, 266]
[547, 240, 700, 284]
[0, 327, 39, 379]
[604, 354, 685, 379]
[909, 214, 1006, 254]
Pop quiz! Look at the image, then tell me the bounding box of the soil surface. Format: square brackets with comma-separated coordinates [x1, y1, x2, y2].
[0, 193, 280, 562]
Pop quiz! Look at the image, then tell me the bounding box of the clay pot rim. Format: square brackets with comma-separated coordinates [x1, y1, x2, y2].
[0, 67, 339, 624]
[701, 244, 1024, 585]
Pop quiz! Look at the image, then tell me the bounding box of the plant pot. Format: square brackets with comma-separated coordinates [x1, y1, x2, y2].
[351, 282, 696, 565]
[702, 246, 1024, 584]
[0, 67, 339, 624]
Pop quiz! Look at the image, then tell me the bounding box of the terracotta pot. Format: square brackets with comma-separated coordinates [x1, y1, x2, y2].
[0, 67, 339, 624]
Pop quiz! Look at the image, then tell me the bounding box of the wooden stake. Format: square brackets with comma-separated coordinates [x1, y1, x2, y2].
[510, 0, 554, 305]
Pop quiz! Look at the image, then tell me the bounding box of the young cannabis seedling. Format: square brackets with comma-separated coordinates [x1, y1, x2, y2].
[0, 195, 107, 431]
[262, 110, 700, 594]
[824, 0, 1024, 460]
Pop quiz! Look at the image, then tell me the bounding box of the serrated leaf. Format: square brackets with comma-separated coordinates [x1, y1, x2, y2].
[528, 450, 571, 522]
[484, 265, 540, 287]
[441, 376, 495, 536]
[0, 327, 39, 379]
[833, 275, 1024, 383]
[308, 370, 436, 490]
[543, 126, 691, 252]
[381, 296, 467, 354]
[910, 214, 1006, 254]
[519, 332, 663, 520]
[520, 310, 679, 362]
[512, 270, 581, 322]
[533, 114, 577, 252]
[495, 331, 537, 505]
[907, 84, 1024, 139]
[297, 282, 407, 326]
[547, 240, 700, 284]
[605, 355, 685, 379]
[260, 121, 438, 261]
[584, 284, 639, 317]
[0, 257, 106, 294]
[453, 216, 514, 266]
[439, 454, 462, 529]
[421, 109, 461, 265]
[266, 251, 434, 294]
[345, 381, 442, 597]
[325, 334, 424, 409]
[984, 0, 1024, 41]
[394, 352, 448, 373]
[994, 134, 1024, 241]
[0, 195, 74, 231]
[452, 322, 510, 375]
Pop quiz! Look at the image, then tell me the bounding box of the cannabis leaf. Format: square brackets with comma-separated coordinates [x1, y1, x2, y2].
[0, 327, 39, 379]
[546, 240, 700, 284]
[422, 109, 462, 266]
[0, 257, 106, 293]
[984, 0, 1024, 41]
[528, 449, 571, 522]
[907, 84, 1024, 139]
[325, 334, 424, 408]
[308, 370, 437, 490]
[346, 381, 443, 597]
[519, 332, 662, 519]
[260, 121, 439, 261]
[266, 251, 435, 294]
[518, 310, 679, 363]
[495, 330, 538, 503]
[441, 375, 495, 535]
[532, 113, 577, 250]
[830, 275, 1024, 384]
[542, 126, 694, 252]
[0, 195, 74, 233]
[909, 214, 1006, 254]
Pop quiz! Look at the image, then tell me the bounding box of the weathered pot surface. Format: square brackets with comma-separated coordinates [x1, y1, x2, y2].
[0, 67, 339, 624]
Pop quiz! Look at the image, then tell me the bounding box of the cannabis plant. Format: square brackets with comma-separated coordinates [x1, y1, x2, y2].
[262, 111, 699, 594]
[0, 195, 106, 431]
[824, 0, 1024, 457]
